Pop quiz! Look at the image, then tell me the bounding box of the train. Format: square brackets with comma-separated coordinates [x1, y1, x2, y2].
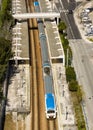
[34, 1, 57, 119]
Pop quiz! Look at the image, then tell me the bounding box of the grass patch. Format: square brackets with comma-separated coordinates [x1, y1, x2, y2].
[87, 38, 93, 42]
[70, 91, 86, 130]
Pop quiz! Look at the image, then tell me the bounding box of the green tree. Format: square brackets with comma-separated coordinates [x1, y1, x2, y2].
[69, 80, 78, 91]
[58, 21, 67, 34]
[0, 0, 13, 101]
[77, 85, 82, 103]
[0, 0, 12, 27]
[0, 37, 13, 85]
[66, 66, 76, 82]
[0, 37, 12, 64]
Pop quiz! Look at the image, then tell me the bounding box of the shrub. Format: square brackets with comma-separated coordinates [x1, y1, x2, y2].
[58, 21, 67, 34]
[66, 66, 76, 82]
[77, 85, 82, 102]
[69, 80, 78, 91]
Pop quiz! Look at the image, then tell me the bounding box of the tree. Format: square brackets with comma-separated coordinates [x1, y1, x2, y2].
[0, 37, 13, 85]
[0, 37, 12, 64]
[69, 80, 78, 91]
[77, 85, 82, 103]
[66, 66, 76, 82]
[58, 21, 67, 34]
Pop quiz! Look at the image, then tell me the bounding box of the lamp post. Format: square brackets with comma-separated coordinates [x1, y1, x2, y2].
[62, 85, 65, 97]
[66, 106, 68, 120]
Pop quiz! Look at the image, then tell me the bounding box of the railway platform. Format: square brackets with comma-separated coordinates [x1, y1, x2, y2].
[12, 0, 29, 60]
[52, 64, 77, 130]
[39, 0, 65, 65]
[6, 0, 30, 122]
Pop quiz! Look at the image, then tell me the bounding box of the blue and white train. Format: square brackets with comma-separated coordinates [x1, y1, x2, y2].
[34, 1, 57, 119]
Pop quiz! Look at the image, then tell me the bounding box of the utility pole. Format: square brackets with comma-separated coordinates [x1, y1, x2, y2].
[66, 48, 69, 67]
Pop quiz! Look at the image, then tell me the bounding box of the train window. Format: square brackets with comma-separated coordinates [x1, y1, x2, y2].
[44, 67, 50, 74]
[47, 110, 55, 113]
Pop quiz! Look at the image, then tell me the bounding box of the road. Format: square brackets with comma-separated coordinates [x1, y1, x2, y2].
[55, 0, 93, 129]
[70, 39, 93, 130]
[56, 0, 81, 39]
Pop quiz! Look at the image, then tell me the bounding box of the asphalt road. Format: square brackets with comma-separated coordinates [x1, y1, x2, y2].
[70, 39, 93, 130]
[56, 0, 81, 39]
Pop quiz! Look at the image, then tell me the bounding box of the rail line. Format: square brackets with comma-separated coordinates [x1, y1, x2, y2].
[28, 1, 39, 130]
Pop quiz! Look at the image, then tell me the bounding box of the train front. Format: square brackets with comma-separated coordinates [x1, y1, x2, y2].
[45, 93, 57, 119]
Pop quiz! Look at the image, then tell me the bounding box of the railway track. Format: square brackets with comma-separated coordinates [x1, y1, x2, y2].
[27, 0, 59, 130]
[28, 4, 39, 130]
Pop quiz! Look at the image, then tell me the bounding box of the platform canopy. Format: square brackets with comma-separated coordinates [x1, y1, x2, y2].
[12, 13, 60, 19]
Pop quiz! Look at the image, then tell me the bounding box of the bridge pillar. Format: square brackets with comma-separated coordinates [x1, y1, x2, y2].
[55, 17, 61, 25]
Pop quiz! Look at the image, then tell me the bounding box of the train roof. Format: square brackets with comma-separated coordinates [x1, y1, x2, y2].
[45, 93, 55, 110]
[34, 1, 39, 6]
[44, 75, 53, 93]
[40, 37, 49, 64]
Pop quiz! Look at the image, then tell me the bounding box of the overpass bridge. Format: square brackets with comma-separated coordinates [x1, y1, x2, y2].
[12, 12, 60, 23]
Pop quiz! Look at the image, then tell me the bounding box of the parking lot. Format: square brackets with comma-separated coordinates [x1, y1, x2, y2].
[74, 1, 93, 42]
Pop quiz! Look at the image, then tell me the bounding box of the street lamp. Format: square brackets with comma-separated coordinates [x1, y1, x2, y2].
[66, 106, 68, 120]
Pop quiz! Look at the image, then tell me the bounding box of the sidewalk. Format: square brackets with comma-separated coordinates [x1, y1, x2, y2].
[52, 64, 77, 130]
[74, 1, 93, 43]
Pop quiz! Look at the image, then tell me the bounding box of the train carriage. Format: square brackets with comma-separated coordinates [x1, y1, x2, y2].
[34, 1, 57, 119]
